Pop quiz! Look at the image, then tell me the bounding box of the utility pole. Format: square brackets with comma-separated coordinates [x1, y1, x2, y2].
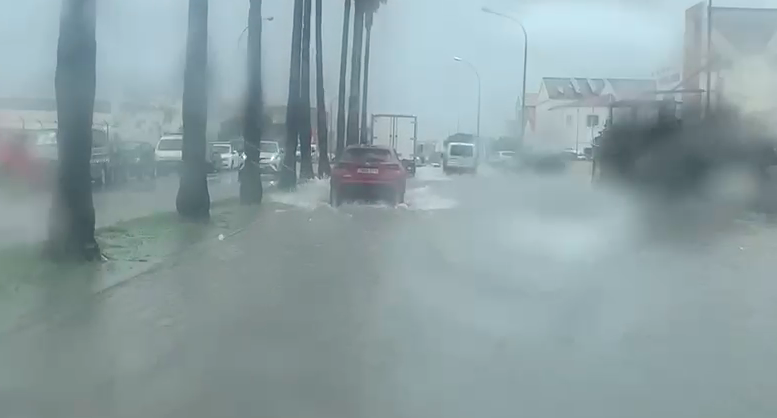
[705, 0, 713, 118]
[482, 7, 528, 147]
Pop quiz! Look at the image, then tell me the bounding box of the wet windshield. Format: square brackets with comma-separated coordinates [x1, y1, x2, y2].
[5, 1, 777, 417]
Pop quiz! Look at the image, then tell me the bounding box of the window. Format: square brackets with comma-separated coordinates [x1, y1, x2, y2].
[343, 147, 392, 162]
[35, 130, 57, 146]
[449, 144, 474, 157]
[92, 129, 108, 148]
[586, 114, 600, 127]
[566, 115, 573, 126]
[213, 144, 231, 154]
[157, 139, 183, 151]
[260, 141, 280, 153]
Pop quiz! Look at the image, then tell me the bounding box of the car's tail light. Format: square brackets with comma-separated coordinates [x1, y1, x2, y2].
[333, 162, 356, 175]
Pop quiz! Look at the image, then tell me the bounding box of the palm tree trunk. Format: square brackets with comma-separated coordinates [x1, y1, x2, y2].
[298, 0, 315, 180]
[240, 0, 264, 204]
[335, 0, 352, 157]
[359, 13, 373, 144]
[346, 2, 366, 146]
[279, 0, 305, 190]
[48, 0, 101, 261]
[176, 0, 211, 220]
[315, 0, 331, 177]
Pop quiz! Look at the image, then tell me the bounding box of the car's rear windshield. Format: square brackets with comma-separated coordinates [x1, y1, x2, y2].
[35, 129, 108, 148]
[213, 144, 231, 154]
[260, 142, 279, 153]
[92, 129, 108, 148]
[343, 148, 392, 162]
[158, 138, 183, 151]
[450, 144, 474, 157]
[35, 130, 57, 146]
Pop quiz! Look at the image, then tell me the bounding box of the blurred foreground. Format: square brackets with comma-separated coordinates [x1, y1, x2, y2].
[1, 163, 777, 417]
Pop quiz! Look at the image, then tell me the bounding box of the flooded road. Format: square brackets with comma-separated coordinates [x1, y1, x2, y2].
[1, 164, 777, 418]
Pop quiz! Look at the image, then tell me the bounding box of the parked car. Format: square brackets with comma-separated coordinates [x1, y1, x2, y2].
[155, 134, 183, 176]
[30, 128, 121, 187]
[258, 140, 283, 179]
[211, 142, 240, 170]
[0, 131, 36, 183]
[116, 141, 156, 179]
[330, 145, 407, 207]
[207, 146, 223, 174]
[490, 150, 515, 168]
[563, 148, 587, 161]
[521, 150, 568, 173]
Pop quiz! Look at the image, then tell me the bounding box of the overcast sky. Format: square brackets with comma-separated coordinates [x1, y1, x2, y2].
[1, 0, 777, 138]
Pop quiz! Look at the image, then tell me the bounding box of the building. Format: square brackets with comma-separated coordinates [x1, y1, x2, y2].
[531, 77, 656, 152]
[0, 97, 113, 131]
[0, 97, 183, 144]
[681, 3, 777, 120]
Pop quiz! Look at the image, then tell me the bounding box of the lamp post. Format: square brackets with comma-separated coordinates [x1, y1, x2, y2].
[482, 6, 528, 146]
[705, 0, 713, 118]
[453, 56, 481, 138]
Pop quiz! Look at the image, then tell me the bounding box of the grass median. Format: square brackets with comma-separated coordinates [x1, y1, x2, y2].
[0, 197, 265, 333]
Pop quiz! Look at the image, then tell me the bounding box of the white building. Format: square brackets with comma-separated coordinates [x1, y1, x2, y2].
[0, 97, 184, 144]
[681, 3, 777, 120]
[530, 77, 657, 152]
[0, 98, 113, 131]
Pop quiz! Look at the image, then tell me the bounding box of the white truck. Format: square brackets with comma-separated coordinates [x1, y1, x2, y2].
[369, 114, 418, 176]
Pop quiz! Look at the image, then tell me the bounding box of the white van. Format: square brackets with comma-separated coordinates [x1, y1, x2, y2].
[155, 134, 183, 175]
[443, 142, 478, 174]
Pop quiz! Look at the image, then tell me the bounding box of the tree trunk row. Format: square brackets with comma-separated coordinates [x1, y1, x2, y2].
[280, 0, 305, 190]
[240, 0, 265, 204]
[315, 0, 332, 177]
[176, 0, 211, 221]
[49, 0, 101, 261]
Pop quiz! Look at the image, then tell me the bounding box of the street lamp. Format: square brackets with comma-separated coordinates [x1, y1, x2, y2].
[482, 6, 528, 146]
[705, 0, 713, 118]
[453, 56, 482, 138]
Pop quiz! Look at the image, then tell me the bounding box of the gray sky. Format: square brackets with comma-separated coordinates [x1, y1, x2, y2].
[1, 0, 776, 139]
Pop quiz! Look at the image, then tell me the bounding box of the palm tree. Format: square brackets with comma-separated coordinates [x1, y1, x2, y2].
[239, 0, 264, 204]
[315, 0, 331, 177]
[48, 0, 100, 260]
[176, 0, 211, 220]
[335, 0, 352, 157]
[298, 0, 315, 180]
[279, 0, 305, 190]
[345, 0, 366, 146]
[359, 1, 384, 144]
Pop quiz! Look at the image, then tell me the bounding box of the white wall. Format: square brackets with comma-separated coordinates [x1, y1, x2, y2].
[0, 109, 113, 130]
[535, 105, 607, 152]
[532, 99, 572, 150]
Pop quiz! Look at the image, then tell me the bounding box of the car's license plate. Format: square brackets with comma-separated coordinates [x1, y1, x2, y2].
[357, 168, 379, 174]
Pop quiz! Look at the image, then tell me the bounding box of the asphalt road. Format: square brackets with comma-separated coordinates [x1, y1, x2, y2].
[2, 163, 777, 417]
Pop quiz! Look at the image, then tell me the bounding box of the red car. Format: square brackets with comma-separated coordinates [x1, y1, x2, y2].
[330, 145, 407, 206]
